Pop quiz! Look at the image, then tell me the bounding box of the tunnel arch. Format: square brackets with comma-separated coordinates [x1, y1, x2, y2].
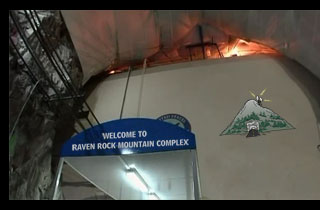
[61, 10, 320, 83]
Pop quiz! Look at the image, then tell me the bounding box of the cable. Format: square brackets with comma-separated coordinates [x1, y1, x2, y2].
[10, 36, 80, 135]
[120, 66, 132, 120]
[32, 10, 101, 126]
[9, 80, 40, 142]
[10, 10, 87, 132]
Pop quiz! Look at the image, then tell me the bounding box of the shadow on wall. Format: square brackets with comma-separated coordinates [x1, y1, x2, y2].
[273, 56, 320, 128]
[83, 71, 111, 100]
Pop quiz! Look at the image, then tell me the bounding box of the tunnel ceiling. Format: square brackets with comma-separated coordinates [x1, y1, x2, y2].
[61, 10, 320, 84]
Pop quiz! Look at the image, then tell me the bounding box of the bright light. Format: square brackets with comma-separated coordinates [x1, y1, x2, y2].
[129, 164, 136, 169]
[121, 149, 133, 155]
[222, 38, 278, 58]
[239, 39, 249, 44]
[206, 48, 211, 57]
[148, 193, 160, 200]
[230, 47, 239, 56]
[224, 47, 239, 57]
[109, 70, 115, 74]
[126, 168, 149, 192]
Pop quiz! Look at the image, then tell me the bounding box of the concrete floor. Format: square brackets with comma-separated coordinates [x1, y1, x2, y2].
[78, 54, 320, 199]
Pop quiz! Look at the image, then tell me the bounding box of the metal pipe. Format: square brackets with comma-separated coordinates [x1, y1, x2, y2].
[192, 150, 202, 200]
[9, 80, 41, 142]
[24, 11, 77, 98]
[10, 11, 61, 97]
[10, 36, 82, 135]
[83, 100, 101, 125]
[9, 36, 50, 100]
[25, 10, 96, 131]
[214, 43, 223, 58]
[35, 10, 101, 126]
[11, 11, 98, 164]
[120, 66, 132, 120]
[137, 59, 147, 117]
[10, 11, 87, 133]
[52, 157, 64, 200]
[198, 25, 205, 60]
[31, 10, 101, 126]
[48, 94, 85, 102]
[10, 37, 82, 135]
[188, 48, 193, 61]
[118, 66, 133, 174]
[31, 10, 79, 94]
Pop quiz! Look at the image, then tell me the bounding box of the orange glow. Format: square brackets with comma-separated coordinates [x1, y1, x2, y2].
[239, 39, 249, 44]
[110, 38, 279, 70]
[206, 48, 211, 57]
[225, 47, 239, 57]
[221, 39, 278, 58]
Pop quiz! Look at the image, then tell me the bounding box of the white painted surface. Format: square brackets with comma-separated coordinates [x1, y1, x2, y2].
[77, 54, 320, 199]
[65, 151, 194, 200]
[61, 163, 114, 200]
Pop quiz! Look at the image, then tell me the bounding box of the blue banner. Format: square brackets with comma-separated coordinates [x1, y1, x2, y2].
[61, 118, 196, 157]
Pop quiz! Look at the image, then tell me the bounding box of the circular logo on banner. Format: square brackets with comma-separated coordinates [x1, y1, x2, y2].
[157, 114, 191, 131]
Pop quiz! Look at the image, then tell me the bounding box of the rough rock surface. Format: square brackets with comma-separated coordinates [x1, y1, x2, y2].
[9, 10, 83, 200]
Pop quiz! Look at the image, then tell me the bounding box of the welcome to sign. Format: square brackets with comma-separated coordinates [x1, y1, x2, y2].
[60, 118, 196, 157]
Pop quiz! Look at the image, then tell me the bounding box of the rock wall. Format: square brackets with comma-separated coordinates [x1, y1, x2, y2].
[9, 10, 83, 200]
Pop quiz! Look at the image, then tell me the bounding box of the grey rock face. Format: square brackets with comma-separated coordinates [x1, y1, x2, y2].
[9, 10, 83, 200]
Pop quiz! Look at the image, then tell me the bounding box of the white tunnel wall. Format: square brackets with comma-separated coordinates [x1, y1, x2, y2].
[64, 156, 145, 200]
[61, 10, 320, 84]
[85, 54, 320, 199]
[64, 151, 195, 200]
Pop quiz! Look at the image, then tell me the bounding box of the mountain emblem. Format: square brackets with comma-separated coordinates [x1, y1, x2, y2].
[221, 89, 295, 137]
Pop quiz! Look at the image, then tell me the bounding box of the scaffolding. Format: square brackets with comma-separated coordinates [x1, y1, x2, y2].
[9, 10, 103, 186]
